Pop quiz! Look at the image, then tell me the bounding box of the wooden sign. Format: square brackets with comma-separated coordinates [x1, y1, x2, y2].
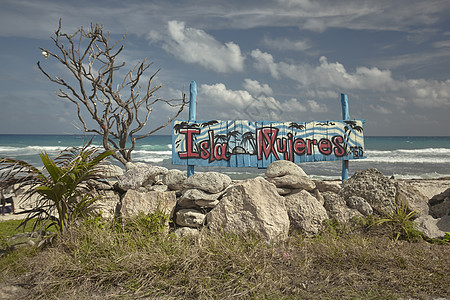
[172, 119, 365, 168]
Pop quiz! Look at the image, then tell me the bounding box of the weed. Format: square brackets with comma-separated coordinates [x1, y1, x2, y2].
[370, 197, 422, 241]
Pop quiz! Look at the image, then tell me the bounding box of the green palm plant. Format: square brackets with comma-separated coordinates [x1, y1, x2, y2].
[0, 141, 113, 237]
[370, 197, 421, 241]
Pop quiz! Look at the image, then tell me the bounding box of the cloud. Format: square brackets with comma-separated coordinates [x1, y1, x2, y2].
[196, 80, 328, 121]
[242, 78, 273, 96]
[251, 49, 450, 108]
[263, 36, 311, 52]
[153, 20, 245, 73]
[369, 104, 392, 114]
[252, 50, 395, 91]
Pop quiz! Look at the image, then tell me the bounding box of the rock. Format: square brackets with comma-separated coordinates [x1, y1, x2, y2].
[312, 189, 325, 206]
[429, 187, 450, 218]
[120, 190, 176, 218]
[0, 285, 28, 299]
[313, 180, 341, 194]
[90, 190, 120, 219]
[276, 187, 293, 196]
[436, 215, 450, 232]
[194, 199, 220, 208]
[185, 172, 232, 194]
[347, 196, 373, 216]
[284, 190, 328, 236]
[177, 188, 223, 208]
[117, 164, 168, 191]
[147, 184, 169, 192]
[173, 227, 200, 237]
[340, 168, 396, 214]
[175, 209, 206, 227]
[163, 169, 187, 191]
[265, 160, 307, 178]
[322, 192, 362, 223]
[180, 188, 223, 202]
[394, 181, 429, 217]
[206, 177, 289, 241]
[87, 179, 113, 191]
[101, 164, 124, 178]
[414, 215, 445, 239]
[267, 174, 315, 191]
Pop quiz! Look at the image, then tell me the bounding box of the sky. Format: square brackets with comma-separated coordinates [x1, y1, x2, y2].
[1, 0, 450, 136]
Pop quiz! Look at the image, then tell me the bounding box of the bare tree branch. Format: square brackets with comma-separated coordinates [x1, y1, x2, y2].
[38, 20, 187, 165]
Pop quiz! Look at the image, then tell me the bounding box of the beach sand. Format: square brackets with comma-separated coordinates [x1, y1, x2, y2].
[1, 178, 450, 222]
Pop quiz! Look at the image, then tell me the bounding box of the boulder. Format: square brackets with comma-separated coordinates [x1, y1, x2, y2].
[101, 164, 124, 178]
[176, 209, 206, 227]
[429, 188, 450, 218]
[276, 187, 294, 196]
[185, 172, 232, 194]
[346, 196, 373, 216]
[90, 190, 120, 219]
[393, 181, 429, 217]
[178, 188, 224, 209]
[194, 199, 220, 208]
[322, 192, 362, 223]
[340, 168, 396, 214]
[436, 215, 450, 232]
[120, 190, 176, 218]
[163, 169, 187, 191]
[267, 174, 315, 191]
[117, 163, 168, 191]
[414, 215, 446, 239]
[147, 184, 169, 193]
[206, 177, 289, 241]
[265, 160, 307, 178]
[312, 189, 325, 206]
[284, 190, 328, 236]
[313, 180, 341, 194]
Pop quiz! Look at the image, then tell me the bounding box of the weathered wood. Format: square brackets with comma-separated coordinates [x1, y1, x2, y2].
[172, 119, 365, 168]
[187, 81, 197, 177]
[341, 93, 350, 181]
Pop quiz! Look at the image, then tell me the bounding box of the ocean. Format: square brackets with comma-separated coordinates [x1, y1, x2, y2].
[1, 134, 450, 180]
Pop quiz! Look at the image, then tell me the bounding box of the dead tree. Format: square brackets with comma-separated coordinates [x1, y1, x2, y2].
[37, 20, 187, 166]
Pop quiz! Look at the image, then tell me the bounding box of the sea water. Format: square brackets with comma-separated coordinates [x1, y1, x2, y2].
[1, 134, 449, 180]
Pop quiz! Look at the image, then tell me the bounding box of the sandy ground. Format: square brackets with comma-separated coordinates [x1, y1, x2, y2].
[1, 178, 450, 222]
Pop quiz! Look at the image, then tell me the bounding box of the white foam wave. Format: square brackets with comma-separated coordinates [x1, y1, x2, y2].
[367, 148, 450, 155]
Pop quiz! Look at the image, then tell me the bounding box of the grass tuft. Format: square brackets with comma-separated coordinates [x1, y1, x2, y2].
[1, 215, 449, 299]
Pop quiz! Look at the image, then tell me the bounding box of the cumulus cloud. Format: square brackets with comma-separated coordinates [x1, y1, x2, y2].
[251, 49, 450, 108]
[242, 78, 273, 96]
[196, 80, 328, 121]
[153, 20, 245, 73]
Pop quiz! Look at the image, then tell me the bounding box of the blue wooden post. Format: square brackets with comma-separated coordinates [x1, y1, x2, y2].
[341, 93, 349, 182]
[187, 81, 197, 177]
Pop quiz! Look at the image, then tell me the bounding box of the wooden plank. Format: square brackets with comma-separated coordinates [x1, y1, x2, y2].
[172, 119, 365, 168]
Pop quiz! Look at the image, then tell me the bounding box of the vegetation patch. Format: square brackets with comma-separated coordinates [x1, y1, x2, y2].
[1, 215, 449, 299]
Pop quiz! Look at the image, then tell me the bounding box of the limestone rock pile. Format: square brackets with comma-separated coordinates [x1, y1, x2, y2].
[174, 172, 232, 230]
[86, 161, 449, 240]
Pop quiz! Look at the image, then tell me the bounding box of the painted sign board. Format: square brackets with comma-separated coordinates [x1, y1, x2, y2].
[172, 119, 365, 168]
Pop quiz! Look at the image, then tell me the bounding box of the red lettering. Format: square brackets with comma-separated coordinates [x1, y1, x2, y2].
[200, 141, 209, 160]
[318, 138, 332, 155]
[332, 135, 346, 157]
[293, 138, 306, 155]
[306, 139, 317, 155]
[257, 127, 280, 160]
[214, 144, 228, 161]
[178, 128, 200, 158]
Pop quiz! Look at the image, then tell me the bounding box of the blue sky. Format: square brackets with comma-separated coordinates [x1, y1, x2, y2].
[1, 0, 450, 136]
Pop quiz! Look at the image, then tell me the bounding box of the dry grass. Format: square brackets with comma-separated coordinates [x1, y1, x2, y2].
[1, 217, 449, 299]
